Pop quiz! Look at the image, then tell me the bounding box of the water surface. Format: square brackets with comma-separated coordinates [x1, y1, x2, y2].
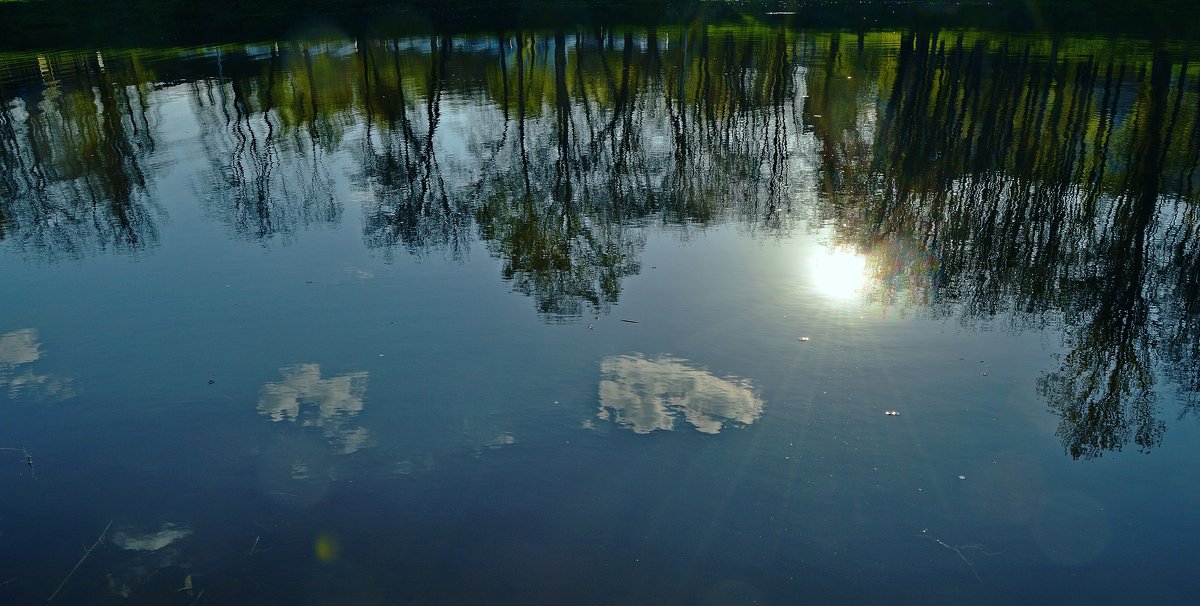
[2, 19, 1199, 604]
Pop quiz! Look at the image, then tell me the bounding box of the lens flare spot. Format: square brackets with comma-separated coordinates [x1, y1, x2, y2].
[314, 534, 341, 563]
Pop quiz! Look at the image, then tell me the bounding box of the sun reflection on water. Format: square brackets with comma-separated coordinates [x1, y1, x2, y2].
[809, 246, 868, 300]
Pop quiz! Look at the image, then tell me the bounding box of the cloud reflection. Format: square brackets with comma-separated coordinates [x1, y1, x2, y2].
[0, 329, 40, 365]
[111, 523, 193, 552]
[598, 354, 763, 434]
[258, 364, 370, 454]
[0, 328, 76, 401]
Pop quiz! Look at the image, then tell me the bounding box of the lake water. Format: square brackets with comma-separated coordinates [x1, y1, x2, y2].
[2, 12, 1200, 605]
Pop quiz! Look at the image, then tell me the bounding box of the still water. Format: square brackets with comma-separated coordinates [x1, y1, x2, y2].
[2, 20, 1199, 604]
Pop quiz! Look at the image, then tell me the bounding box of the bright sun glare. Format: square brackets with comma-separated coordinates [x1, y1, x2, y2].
[810, 246, 868, 300]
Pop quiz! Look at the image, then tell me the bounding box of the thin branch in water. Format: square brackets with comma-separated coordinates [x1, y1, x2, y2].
[47, 520, 113, 602]
[249, 536, 261, 556]
[921, 530, 983, 583]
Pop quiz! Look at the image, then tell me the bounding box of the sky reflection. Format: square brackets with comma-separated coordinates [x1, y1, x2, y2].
[0, 328, 75, 401]
[597, 354, 763, 434]
[0, 20, 1198, 605]
[258, 364, 370, 454]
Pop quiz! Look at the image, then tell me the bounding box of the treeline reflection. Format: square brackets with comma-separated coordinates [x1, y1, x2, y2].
[0, 51, 161, 256]
[1, 27, 1198, 457]
[347, 29, 802, 314]
[186, 47, 342, 242]
[812, 32, 1200, 459]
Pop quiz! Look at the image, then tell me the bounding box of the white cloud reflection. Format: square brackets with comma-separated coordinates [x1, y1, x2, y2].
[0, 328, 75, 402]
[0, 328, 40, 365]
[258, 364, 370, 454]
[112, 523, 193, 551]
[597, 354, 763, 434]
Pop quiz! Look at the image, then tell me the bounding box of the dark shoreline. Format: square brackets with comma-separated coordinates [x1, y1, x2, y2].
[0, 1, 1197, 51]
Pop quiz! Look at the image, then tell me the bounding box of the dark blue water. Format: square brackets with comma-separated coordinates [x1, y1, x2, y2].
[2, 24, 1199, 604]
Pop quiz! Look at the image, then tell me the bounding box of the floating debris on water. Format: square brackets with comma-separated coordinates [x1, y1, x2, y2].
[884, 410, 900, 416]
[0, 446, 35, 479]
[798, 336, 811, 342]
[48, 520, 112, 601]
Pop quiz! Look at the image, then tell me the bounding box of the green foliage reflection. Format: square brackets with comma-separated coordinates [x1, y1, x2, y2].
[812, 32, 1200, 459]
[2, 25, 1199, 457]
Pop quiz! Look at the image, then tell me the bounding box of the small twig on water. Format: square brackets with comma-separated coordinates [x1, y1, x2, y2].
[47, 520, 113, 602]
[0, 447, 35, 479]
[248, 536, 261, 556]
[189, 588, 206, 606]
[921, 531, 983, 584]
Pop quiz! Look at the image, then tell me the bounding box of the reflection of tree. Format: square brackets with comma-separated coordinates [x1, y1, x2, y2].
[5, 27, 807, 318]
[1037, 49, 1177, 459]
[815, 33, 1200, 458]
[356, 36, 471, 259]
[258, 364, 369, 454]
[664, 27, 801, 228]
[0, 51, 161, 259]
[343, 27, 807, 317]
[470, 31, 650, 318]
[189, 45, 340, 242]
[467, 28, 806, 317]
[597, 353, 763, 434]
[9, 28, 1200, 455]
[1164, 199, 1200, 417]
